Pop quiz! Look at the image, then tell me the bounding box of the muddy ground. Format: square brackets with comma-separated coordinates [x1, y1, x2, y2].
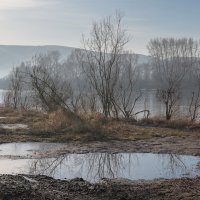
[0, 175, 199, 200]
[0, 135, 199, 200]
[37, 135, 200, 158]
[0, 131, 199, 158]
[0, 109, 200, 199]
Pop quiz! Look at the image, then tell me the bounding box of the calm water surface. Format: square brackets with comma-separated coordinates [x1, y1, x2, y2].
[0, 89, 193, 118]
[0, 143, 199, 182]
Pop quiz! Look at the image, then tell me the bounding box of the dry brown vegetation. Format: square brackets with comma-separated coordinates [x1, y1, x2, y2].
[0, 108, 108, 142]
[0, 108, 199, 157]
[0, 107, 199, 144]
[138, 117, 200, 130]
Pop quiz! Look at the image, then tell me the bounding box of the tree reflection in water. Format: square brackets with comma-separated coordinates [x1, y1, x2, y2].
[158, 154, 189, 175]
[29, 155, 67, 177]
[28, 153, 135, 181]
[85, 153, 133, 179]
[27, 153, 199, 182]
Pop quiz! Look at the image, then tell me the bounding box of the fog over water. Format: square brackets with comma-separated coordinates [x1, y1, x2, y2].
[0, 89, 193, 119]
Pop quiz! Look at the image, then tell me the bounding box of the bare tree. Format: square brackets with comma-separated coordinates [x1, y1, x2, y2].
[189, 90, 200, 121]
[188, 44, 200, 121]
[62, 50, 88, 114]
[4, 64, 28, 109]
[147, 38, 197, 120]
[26, 52, 72, 112]
[81, 12, 130, 117]
[113, 53, 141, 118]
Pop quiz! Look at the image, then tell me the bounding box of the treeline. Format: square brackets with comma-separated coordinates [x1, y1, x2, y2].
[3, 12, 200, 122]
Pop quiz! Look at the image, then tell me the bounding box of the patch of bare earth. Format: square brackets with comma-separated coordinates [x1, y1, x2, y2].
[0, 175, 199, 200]
[35, 135, 200, 158]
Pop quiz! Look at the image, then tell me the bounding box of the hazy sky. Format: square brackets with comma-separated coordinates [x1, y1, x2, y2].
[0, 0, 200, 54]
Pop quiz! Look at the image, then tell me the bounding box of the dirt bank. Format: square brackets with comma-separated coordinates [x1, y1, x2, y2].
[0, 126, 200, 157]
[0, 175, 199, 200]
[36, 135, 200, 158]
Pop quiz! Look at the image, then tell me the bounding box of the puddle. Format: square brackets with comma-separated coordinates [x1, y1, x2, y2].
[0, 142, 65, 157]
[0, 143, 199, 182]
[0, 124, 28, 129]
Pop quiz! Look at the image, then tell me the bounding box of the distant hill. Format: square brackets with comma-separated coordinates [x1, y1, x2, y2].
[0, 45, 74, 77]
[0, 45, 150, 77]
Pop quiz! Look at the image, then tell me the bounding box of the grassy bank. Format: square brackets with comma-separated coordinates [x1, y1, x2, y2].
[0, 108, 199, 143]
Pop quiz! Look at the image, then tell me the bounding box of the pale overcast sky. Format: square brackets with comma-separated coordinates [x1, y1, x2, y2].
[0, 0, 199, 54]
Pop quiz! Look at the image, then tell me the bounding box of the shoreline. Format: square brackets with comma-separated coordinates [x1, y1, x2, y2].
[0, 136, 199, 157]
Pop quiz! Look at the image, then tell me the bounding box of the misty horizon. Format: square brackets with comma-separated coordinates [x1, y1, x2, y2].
[0, 0, 200, 55]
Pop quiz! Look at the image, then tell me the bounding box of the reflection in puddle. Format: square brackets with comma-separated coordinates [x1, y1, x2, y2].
[29, 153, 126, 181]
[0, 142, 65, 157]
[0, 142, 199, 182]
[26, 153, 200, 182]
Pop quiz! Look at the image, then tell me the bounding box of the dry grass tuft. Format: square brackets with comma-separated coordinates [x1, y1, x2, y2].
[44, 109, 68, 132]
[41, 110, 106, 137]
[138, 117, 199, 129]
[0, 107, 47, 125]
